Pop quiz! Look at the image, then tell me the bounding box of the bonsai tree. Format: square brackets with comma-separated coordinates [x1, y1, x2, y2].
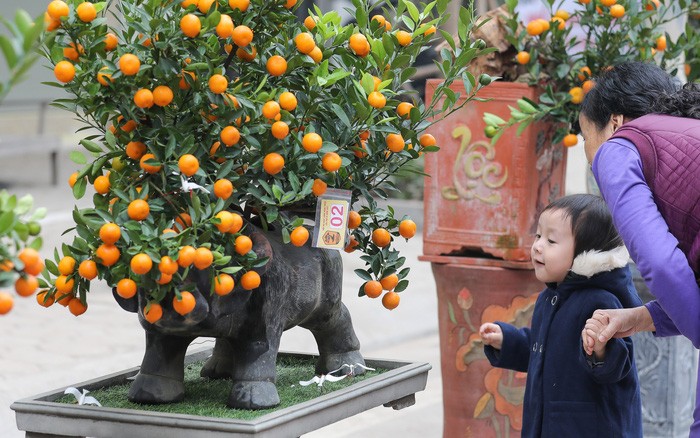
[482, 0, 700, 145]
[38, 0, 492, 319]
[0, 10, 47, 315]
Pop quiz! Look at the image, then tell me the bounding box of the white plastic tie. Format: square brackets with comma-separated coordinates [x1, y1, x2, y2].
[64, 387, 102, 406]
[299, 373, 347, 387]
[177, 173, 210, 193]
[298, 362, 374, 387]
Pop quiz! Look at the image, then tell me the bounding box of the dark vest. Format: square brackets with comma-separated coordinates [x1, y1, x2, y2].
[610, 114, 700, 273]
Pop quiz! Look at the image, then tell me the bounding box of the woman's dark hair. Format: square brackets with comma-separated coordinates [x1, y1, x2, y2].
[652, 82, 700, 120]
[543, 194, 623, 258]
[580, 61, 700, 130]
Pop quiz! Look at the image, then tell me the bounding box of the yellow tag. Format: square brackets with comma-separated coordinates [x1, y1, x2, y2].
[313, 190, 351, 250]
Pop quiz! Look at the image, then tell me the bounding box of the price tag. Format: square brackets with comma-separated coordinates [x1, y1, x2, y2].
[312, 189, 351, 250]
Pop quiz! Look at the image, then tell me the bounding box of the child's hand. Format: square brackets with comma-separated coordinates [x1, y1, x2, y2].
[479, 323, 503, 349]
[582, 318, 607, 360]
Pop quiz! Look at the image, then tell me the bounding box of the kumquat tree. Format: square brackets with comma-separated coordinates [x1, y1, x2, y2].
[0, 193, 46, 315]
[482, 0, 700, 146]
[38, 0, 493, 319]
[0, 10, 47, 316]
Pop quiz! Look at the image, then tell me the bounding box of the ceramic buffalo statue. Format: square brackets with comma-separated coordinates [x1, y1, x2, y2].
[113, 223, 365, 409]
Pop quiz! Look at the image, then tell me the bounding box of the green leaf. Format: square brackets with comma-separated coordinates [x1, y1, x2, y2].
[105, 129, 116, 148]
[45, 258, 60, 276]
[439, 30, 456, 52]
[360, 73, 374, 95]
[400, 67, 417, 83]
[28, 237, 42, 251]
[394, 279, 409, 292]
[516, 120, 530, 136]
[483, 112, 507, 126]
[458, 7, 471, 43]
[288, 172, 300, 192]
[31, 207, 47, 220]
[14, 222, 28, 241]
[15, 195, 33, 215]
[0, 211, 15, 235]
[0, 35, 18, 69]
[403, 0, 420, 22]
[90, 158, 109, 181]
[22, 42, 41, 71]
[323, 69, 351, 87]
[80, 139, 103, 153]
[72, 175, 87, 199]
[271, 184, 284, 201]
[165, 133, 177, 159]
[354, 269, 373, 281]
[70, 151, 87, 165]
[192, 194, 202, 222]
[266, 206, 278, 223]
[217, 160, 234, 179]
[220, 266, 243, 274]
[330, 103, 352, 128]
[354, 1, 367, 28]
[491, 129, 506, 145]
[14, 10, 33, 35]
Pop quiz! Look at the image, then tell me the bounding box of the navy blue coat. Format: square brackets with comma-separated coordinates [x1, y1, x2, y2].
[484, 266, 643, 437]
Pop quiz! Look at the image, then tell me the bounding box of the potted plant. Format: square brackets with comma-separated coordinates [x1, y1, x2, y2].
[0, 10, 47, 316]
[484, 0, 700, 142]
[34, 0, 490, 420]
[422, 0, 700, 436]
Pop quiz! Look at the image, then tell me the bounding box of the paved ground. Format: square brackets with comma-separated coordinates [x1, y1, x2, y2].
[0, 150, 444, 438]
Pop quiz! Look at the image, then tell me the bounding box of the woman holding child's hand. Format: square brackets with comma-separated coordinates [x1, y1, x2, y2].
[577, 61, 700, 435]
[582, 308, 656, 357]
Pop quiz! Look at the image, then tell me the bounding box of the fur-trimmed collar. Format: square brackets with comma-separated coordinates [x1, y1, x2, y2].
[570, 246, 630, 278]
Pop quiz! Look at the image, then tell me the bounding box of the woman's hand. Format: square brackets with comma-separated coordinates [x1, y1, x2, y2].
[582, 318, 608, 359]
[582, 306, 654, 355]
[480, 323, 503, 349]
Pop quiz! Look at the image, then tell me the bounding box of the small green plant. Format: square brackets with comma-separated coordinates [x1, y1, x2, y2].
[0, 10, 46, 315]
[482, 0, 700, 146]
[0, 192, 46, 315]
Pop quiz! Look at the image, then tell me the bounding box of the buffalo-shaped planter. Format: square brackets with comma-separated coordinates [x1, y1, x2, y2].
[114, 222, 365, 409]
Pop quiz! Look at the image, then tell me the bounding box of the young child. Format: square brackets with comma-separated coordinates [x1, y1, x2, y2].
[480, 194, 642, 437]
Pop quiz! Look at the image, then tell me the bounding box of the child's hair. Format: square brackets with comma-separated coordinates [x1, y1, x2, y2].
[542, 194, 623, 258]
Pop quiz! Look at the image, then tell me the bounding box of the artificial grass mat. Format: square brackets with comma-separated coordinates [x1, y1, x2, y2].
[55, 355, 386, 420]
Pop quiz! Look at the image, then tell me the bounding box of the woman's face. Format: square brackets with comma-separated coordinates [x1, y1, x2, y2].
[579, 113, 615, 164]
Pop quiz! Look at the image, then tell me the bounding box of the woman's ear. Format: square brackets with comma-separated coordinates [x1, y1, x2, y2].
[610, 114, 625, 132]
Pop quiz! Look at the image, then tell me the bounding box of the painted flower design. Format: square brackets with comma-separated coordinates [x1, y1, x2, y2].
[457, 287, 473, 310]
[482, 368, 526, 431]
[452, 292, 537, 436]
[455, 293, 538, 371]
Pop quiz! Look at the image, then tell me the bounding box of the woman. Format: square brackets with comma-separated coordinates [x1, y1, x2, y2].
[578, 61, 700, 435]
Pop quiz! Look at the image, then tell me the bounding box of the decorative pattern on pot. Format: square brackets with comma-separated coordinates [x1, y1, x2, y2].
[423, 81, 568, 261]
[442, 126, 508, 204]
[450, 292, 538, 435]
[474, 368, 527, 435]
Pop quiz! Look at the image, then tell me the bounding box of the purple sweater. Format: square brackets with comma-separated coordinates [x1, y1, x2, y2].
[611, 114, 700, 273]
[592, 137, 700, 435]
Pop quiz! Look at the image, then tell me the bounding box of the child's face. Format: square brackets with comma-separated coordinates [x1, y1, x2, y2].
[531, 209, 575, 283]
